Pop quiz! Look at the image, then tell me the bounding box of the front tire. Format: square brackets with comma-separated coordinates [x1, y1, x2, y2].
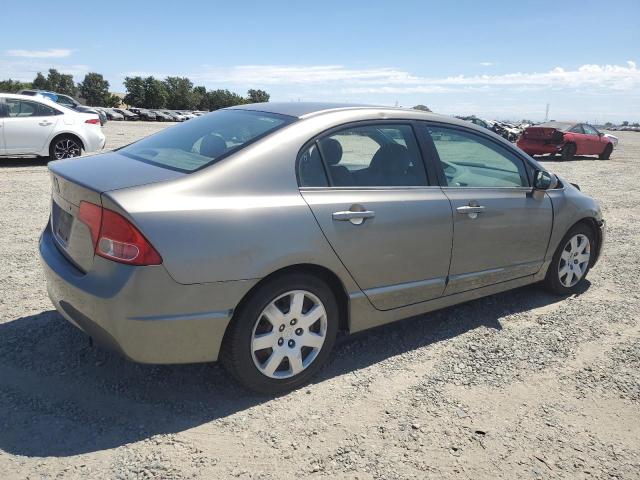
[560, 143, 576, 161]
[544, 223, 595, 295]
[599, 144, 613, 160]
[221, 273, 339, 394]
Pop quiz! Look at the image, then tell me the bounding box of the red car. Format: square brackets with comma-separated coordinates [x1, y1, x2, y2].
[517, 122, 613, 160]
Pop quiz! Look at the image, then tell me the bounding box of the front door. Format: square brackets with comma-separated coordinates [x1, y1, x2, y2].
[581, 124, 603, 155]
[422, 124, 553, 295]
[298, 122, 453, 311]
[3, 98, 59, 155]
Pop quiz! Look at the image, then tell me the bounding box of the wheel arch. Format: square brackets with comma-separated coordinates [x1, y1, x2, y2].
[49, 132, 85, 154]
[229, 263, 351, 335]
[560, 217, 602, 267]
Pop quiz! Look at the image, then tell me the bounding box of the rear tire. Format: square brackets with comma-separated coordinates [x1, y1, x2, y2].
[220, 273, 339, 394]
[544, 223, 595, 295]
[560, 143, 576, 161]
[49, 135, 83, 160]
[599, 144, 613, 160]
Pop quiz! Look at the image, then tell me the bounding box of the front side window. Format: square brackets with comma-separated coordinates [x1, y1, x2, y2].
[120, 109, 294, 172]
[425, 125, 528, 188]
[569, 125, 584, 134]
[582, 124, 599, 135]
[315, 124, 427, 187]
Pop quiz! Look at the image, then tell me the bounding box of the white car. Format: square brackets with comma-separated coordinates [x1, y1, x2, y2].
[0, 93, 105, 159]
[603, 133, 619, 146]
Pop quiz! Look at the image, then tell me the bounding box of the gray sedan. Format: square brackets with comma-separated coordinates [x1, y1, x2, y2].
[40, 103, 605, 393]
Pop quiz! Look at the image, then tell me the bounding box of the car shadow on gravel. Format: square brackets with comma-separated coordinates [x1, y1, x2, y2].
[0, 282, 587, 457]
[0, 157, 50, 168]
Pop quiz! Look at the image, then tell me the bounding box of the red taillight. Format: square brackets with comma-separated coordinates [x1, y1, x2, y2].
[85, 118, 100, 124]
[78, 201, 162, 266]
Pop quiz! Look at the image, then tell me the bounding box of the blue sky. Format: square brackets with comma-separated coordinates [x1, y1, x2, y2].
[2, 0, 639, 122]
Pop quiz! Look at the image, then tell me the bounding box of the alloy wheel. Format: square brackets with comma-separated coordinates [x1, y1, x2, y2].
[558, 233, 591, 288]
[251, 290, 328, 379]
[54, 139, 81, 159]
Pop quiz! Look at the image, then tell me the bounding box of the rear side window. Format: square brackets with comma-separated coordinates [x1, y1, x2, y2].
[298, 143, 329, 187]
[5, 99, 59, 117]
[311, 124, 427, 187]
[425, 125, 528, 188]
[120, 109, 295, 173]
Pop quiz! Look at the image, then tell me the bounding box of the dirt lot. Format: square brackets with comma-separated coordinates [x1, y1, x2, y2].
[1, 122, 639, 479]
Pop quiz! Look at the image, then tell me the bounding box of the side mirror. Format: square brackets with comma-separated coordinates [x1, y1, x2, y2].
[533, 170, 558, 190]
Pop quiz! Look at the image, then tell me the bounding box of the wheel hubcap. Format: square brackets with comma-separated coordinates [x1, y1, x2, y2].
[251, 290, 327, 379]
[54, 139, 81, 159]
[558, 233, 590, 288]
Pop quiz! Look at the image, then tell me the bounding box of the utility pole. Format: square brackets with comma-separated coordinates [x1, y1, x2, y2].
[545, 103, 550, 122]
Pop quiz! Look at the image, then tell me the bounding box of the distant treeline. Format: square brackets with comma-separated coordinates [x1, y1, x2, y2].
[0, 68, 270, 111]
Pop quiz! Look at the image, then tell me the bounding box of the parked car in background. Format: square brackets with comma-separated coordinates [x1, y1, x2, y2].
[163, 110, 186, 121]
[129, 108, 157, 121]
[40, 103, 604, 393]
[517, 122, 614, 160]
[112, 108, 139, 121]
[152, 110, 173, 122]
[177, 110, 197, 120]
[0, 93, 105, 159]
[100, 108, 124, 121]
[603, 133, 619, 146]
[19, 89, 108, 126]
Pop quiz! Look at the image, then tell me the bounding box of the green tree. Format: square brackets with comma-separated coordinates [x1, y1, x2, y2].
[143, 76, 168, 108]
[246, 89, 270, 103]
[45, 68, 77, 96]
[193, 86, 207, 110]
[123, 76, 146, 107]
[412, 104, 431, 112]
[205, 89, 246, 110]
[0, 79, 31, 93]
[104, 94, 122, 108]
[78, 72, 112, 106]
[32, 72, 48, 90]
[163, 76, 195, 109]
[622, 121, 629, 126]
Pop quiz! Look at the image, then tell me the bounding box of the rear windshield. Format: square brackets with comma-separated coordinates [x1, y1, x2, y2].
[538, 122, 574, 132]
[120, 109, 294, 172]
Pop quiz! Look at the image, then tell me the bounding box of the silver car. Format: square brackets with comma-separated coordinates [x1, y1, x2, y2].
[40, 103, 605, 393]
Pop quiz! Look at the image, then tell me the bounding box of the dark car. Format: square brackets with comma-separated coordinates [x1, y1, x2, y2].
[152, 110, 173, 122]
[112, 108, 139, 121]
[129, 107, 157, 121]
[18, 89, 108, 126]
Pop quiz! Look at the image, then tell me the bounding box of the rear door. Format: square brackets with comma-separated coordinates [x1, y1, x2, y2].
[298, 122, 453, 311]
[421, 123, 553, 294]
[3, 99, 60, 154]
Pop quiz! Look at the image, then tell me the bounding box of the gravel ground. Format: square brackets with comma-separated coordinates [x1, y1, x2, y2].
[1, 122, 639, 479]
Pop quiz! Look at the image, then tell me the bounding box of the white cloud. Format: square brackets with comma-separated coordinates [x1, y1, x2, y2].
[479, 62, 495, 66]
[0, 59, 89, 81]
[132, 61, 640, 94]
[5, 48, 73, 58]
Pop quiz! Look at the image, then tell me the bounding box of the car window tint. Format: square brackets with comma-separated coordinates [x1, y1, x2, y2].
[317, 124, 427, 187]
[298, 143, 329, 187]
[37, 104, 59, 116]
[569, 125, 584, 134]
[120, 109, 294, 173]
[426, 125, 528, 188]
[582, 124, 598, 135]
[6, 99, 42, 118]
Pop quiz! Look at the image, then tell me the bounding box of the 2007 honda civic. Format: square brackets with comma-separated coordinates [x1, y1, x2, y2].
[40, 103, 605, 393]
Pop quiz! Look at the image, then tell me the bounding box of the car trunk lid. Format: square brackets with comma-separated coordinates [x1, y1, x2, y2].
[48, 151, 184, 272]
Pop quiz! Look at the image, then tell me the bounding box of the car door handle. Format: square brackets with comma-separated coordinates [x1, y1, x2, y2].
[332, 210, 375, 224]
[39, 121, 53, 126]
[456, 205, 485, 218]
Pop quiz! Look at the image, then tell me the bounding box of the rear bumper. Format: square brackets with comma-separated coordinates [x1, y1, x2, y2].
[516, 139, 562, 155]
[39, 224, 258, 363]
[83, 129, 106, 153]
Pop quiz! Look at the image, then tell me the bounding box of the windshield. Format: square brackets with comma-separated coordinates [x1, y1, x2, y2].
[120, 109, 294, 172]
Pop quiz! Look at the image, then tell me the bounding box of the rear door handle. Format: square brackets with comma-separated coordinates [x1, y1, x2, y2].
[39, 121, 52, 126]
[332, 210, 375, 225]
